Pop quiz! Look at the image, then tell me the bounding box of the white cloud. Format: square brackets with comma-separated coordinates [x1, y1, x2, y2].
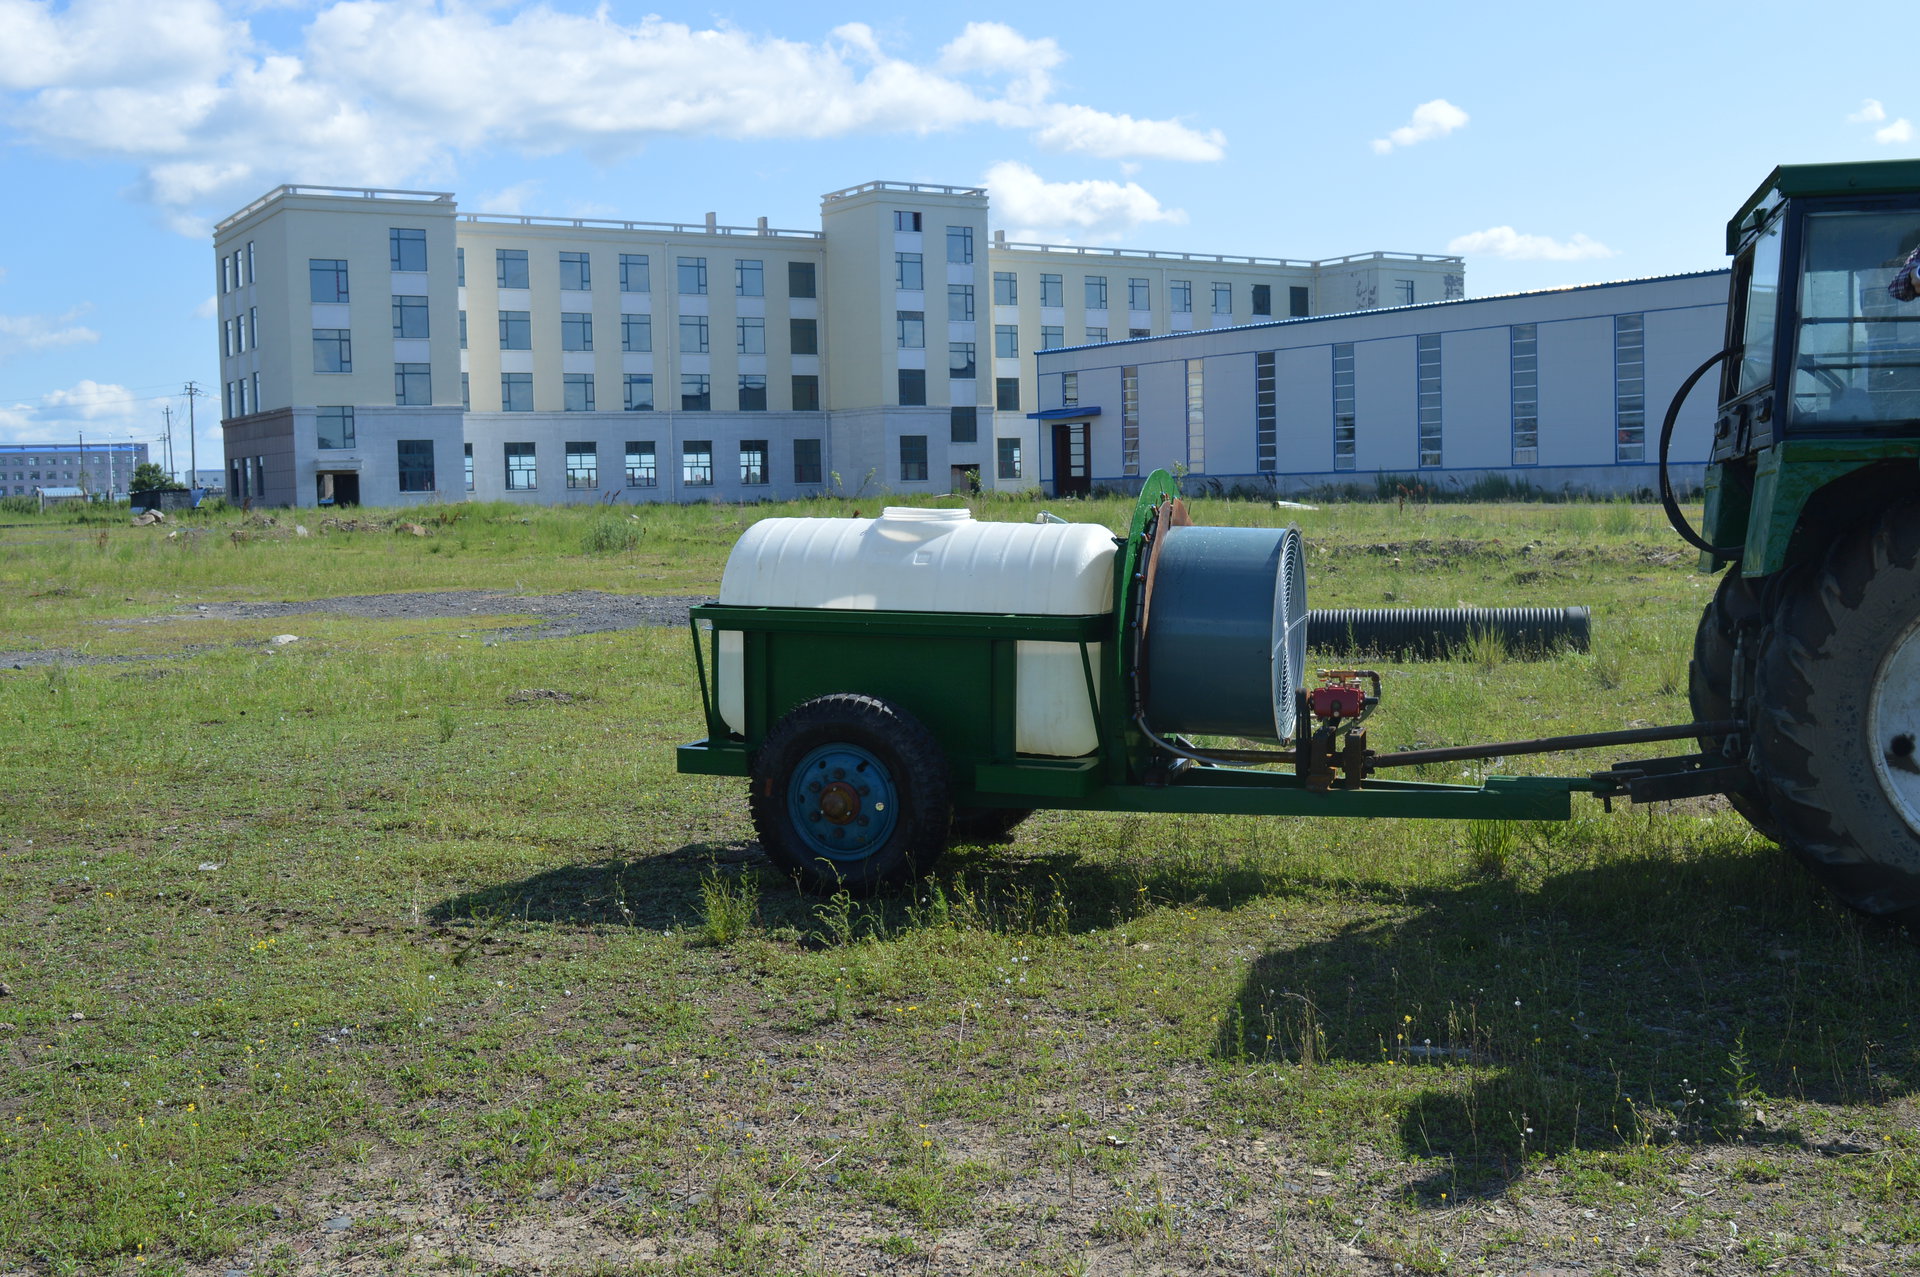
[0, 306, 100, 358]
[0, 379, 142, 445]
[1849, 98, 1888, 124]
[1446, 226, 1615, 262]
[0, 4, 1226, 225]
[476, 181, 541, 216]
[43, 379, 139, 421]
[1372, 99, 1469, 154]
[193, 295, 218, 319]
[1877, 118, 1914, 144]
[983, 161, 1186, 242]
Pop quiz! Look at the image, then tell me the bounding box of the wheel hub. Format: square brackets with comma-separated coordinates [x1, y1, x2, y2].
[1870, 614, 1920, 836]
[788, 743, 897, 861]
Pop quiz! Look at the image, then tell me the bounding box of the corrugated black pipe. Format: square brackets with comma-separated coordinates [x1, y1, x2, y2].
[1307, 606, 1590, 659]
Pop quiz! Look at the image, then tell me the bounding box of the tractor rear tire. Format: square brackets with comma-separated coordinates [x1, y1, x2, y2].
[1752, 502, 1920, 925]
[1689, 567, 1781, 842]
[749, 694, 951, 894]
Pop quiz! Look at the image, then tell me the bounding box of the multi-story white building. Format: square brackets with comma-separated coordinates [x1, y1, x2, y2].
[1030, 271, 1730, 496]
[210, 181, 1463, 506]
[0, 442, 148, 499]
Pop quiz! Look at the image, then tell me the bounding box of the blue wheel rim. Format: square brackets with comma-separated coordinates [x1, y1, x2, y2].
[788, 742, 899, 862]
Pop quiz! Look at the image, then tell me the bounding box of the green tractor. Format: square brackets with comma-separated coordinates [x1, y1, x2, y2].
[1672, 159, 1920, 923]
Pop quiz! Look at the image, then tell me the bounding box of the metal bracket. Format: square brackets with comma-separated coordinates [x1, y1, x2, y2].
[1589, 752, 1744, 804]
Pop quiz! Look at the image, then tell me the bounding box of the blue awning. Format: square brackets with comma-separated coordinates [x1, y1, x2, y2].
[1026, 405, 1103, 420]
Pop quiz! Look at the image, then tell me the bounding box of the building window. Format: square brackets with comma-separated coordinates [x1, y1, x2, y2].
[560, 251, 591, 291]
[898, 369, 926, 406]
[677, 256, 708, 295]
[994, 272, 1017, 306]
[464, 442, 473, 491]
[499, 310, 531, 350]
[1185, 359, 1205, 473]
[1615, 313, 1646, 462]
[462, 372, 470, 410]
[894, 210, 922, 232]
[896, 311, 924, 349]
[792, 374, 820, 412]
[1254, 352, 1277, 473]
[947, 225, 973, 264]
[949, 342, 976, 379]
[390, 228, 427, 273]
[996, 377, 1020, 411]
[561, 312, 593, 351]
[681, 374, 711, 412]
[793, 437, 823, 484]
[1030, 273, 1059, 308]
[317, 405, 354, 450]
[502, 372, 533, 412]
[739, 439, 768, 484]
[1211, 283, 1232, 315]
[1290, 286, 1310, 317]
[1121, 366, 1140, 476]
[896, 252, 923, 291]
[313, 329, 351, 373]
[790, 317, 818, 355]
[1039, 325, 1064, 350]
[397, 439, 434, 492]
[1333, 342, 1356, 471]
[395, 363, 431, 406]
[565, 441, 598, 488]
[994, 325, 1018, 358]
[248, 307, 257, 350]
[948, 284, 975, 322]
[738, 375, 767, 411]
[245, 240, 254, 284]
[1084, 276, 1107, 310]
[389, 295, 428, 339]
[505, 442, 536, 489]
[1061, 371, 1078, 407]
[221, 253, 233, 294]
[623, 374, 654, 411]
[899, 434, 928, 482]
[223, 318, 234, 357]
[1395, 279, 1415, 305]
[736, 259, 764, 297]
[1417, 334, 1443, 467]
[997, 437, 1021, 480]
[1085, 326, 1107, 344]
[625, 441, 657, 486]
[1128, 277, 1151, 310]
[622, 314, 652, 352]
[497, 249, 529, 290]
[950, 405, 978, 444]
[564, 373, 595, 412]
[457, 247, 465, 287]
[1252, 284, 1272, 317]
[683, 441, 713, 486]
[734, 316, 765, 355]
[788, 261, 816, 298]
[620, 254, 649, 293]
[309, 259, 348, 303]
[1129, 328, 1150, 339]
[458, 309, 467, 349]
[1170, 280, 1192, 313]
[679, 315, 709, 354]
[1511, 324, 1539, 465]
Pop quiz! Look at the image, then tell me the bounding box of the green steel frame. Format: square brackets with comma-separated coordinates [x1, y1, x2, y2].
[676, 471, 1603, 822]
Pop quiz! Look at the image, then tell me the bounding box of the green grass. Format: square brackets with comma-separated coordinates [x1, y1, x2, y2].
[1, 492, 1915, 1276]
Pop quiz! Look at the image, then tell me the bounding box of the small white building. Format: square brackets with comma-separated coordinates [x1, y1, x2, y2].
[1029, 272, 1730, 497]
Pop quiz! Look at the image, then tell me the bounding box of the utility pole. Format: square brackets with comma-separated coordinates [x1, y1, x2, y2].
[161, 404, 175, 481]
[182, 382, 201, 490]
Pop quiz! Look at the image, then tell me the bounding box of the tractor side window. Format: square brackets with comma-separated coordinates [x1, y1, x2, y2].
[1793, 210, 1920, 425]
[1736, 216, 1783, 396]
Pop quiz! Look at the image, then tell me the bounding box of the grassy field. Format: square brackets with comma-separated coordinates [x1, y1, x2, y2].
[2, 494, 1916, 1276]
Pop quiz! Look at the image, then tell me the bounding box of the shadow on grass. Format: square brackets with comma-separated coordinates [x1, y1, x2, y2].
[1212, 838, 1920, 1201]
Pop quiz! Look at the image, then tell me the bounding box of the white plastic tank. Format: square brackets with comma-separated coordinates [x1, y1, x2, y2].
[716, 507, 1115, 756]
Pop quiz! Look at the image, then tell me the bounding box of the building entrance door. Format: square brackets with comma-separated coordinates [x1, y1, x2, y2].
[1050, 422, 1090, 497]
[317, 472, 360, 506]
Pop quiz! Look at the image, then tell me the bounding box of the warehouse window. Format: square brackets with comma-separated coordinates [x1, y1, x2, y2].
[504, 442, 536, 489]
[1290, 286, 1310, 317]
[949, 284, 975, 322]
[317, 405, 354, 450]
[390, 228, 427, 273]
[1085, 276, 1107, 310]
[397, 440, 434, 492]
[1615, 313, 1646, 461]
[1395, 279, 1415, 305]
[997, 437, 1021, 480]
[1128, 277, 1150, 310]
[736, 259, 764, 297]
[1252, 284, 1272, 317]
[1085, 326, 1107, 344]
[738, 375, 767, 411]
[894, 210, 922, 232]
[310, 259, 348, 303]
[1040, 325, 1063, 350]
[625, 441, 656, 486]
[624, 374, 653, 411]
[1170, 280, 1192, 313]
[740, 439, 768, 485]
[792, 375, 820, 412]
[899, 435, 928, 482]
[682, 441, 713, 486]
[681, 374, 710, 412]
[898, 369, 926, 406]
[499, 310, 531, 350]
[1185, 359, 1205, 473]
[994, 272, 1017, 306]
[464, 442, 473, 491]
[896, 252, 923, 291]
[1062, 372, 1079, 407]
[790, 317, 818, 355]
[497, 249, 529, 290]
[461, 373, 469, 410]
[564, 373, 594, 412]
[1254, 352, 1277, 473]
[739, 316, 767, 355]
[1417, 333, 1442, 467]
[678, 256, 708, 295]
[1211, 283, 1232, 316]
[947, 225, 973, 264]
[313, 329, 351, 373]
[1121, 366, 1140, 476]
[788, 261, 815, 298]
[1332, 343, 1356, 470]
[996, 377, 1020, 411]
[501, 373, 533, 412]
[679, 315, 709, 354]
[560, 251, 590, 291]
[392, 295, 429, 339]
[620, 254, 649, 293]
[1511, 324, 1539, 465]
[950, 406, 978, 444]
[458, 309, 466, 349]
[949, 342, 975, 379]
[394, 363, 431, 406]
[565, 442, 598, 488]
[896, 311, 925, 349]
[995, 324, 1018, 358]
[561, 312, 593, 351]
[622, 314, 652, 352]
[1040, 273, 1063, 307]
[456, 247, 465, 286]
[793, 438, 823, 484]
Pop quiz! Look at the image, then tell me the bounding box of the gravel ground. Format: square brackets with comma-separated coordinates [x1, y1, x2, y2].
[0, 590, 705, 668]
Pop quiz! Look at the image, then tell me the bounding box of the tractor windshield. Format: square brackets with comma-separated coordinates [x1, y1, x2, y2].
[1791, 209, 1920, 426]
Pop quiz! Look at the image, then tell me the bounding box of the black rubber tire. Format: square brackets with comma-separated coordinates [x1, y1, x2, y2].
[749, 694, 951, 894]
[1752, 502, 1920, 924]
[950, 806, 1031, 845]
[1689, 567, 1781, 841]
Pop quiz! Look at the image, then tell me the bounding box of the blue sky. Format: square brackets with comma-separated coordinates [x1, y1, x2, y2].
[1, 0, 1915, 466]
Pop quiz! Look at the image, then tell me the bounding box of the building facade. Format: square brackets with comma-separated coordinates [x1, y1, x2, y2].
[1030, 272, 1730, 497]
[211, 182, 1463, 507]
[0, 442, 149, 499]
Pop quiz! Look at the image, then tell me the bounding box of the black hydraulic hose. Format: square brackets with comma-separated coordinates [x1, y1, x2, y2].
[1307, 607, 1589, 659]
[1658, 347, 1745, 560]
